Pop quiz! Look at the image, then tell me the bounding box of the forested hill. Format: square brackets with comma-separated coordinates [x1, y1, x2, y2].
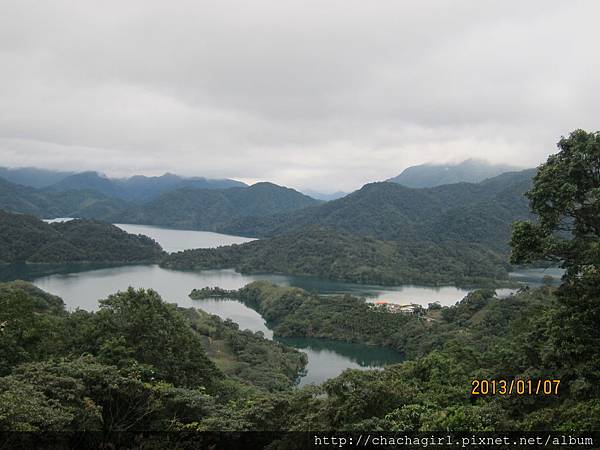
[162, 226, 511, 286]
[387, 159, 520, 188]
[0, 210, 164, 264]
[220, 169, 537, 253]
[0, 176, 128, 219]
[0, 175, 321, 230]
[109, 182, 321, 230]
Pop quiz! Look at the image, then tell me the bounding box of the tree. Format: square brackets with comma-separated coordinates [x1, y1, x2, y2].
[510, 129, 600, 392]
[0, 290, 60, 376]
[92, 288, 220, 389]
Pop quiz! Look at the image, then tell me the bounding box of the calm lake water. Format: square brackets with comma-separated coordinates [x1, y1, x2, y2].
[10, 223, 556, 386]
[114, 223, 256, 252]
[26, 264, 408, 386]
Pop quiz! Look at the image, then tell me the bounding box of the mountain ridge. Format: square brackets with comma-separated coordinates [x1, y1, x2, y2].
[387, 159, 521, 188]
[219, 169, 537, 254]
[49, 171, 248, 201]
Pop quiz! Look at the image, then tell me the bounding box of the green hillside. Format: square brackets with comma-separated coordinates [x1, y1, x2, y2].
[162, 226, 510, 286]
[112, 182, 321, 230]
[0, 177, 129, 219]
[0, 210, 164, 264]
[221, 170, 536, 253]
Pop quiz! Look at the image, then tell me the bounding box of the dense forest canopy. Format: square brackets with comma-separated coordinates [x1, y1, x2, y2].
[2, 277, 599, 435]
[221, 169, 535, 251]
[0, 176, 129, 219]
[109, 182, 321, 230]
[510, 129, 600, 397]
[0, 282, 308, 432]
[0, 210, 164, 264]
[163, 226, 511, 287]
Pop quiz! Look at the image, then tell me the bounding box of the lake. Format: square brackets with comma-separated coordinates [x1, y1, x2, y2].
[11, 222, 556, 386]
[115, 223, 256, 252]
[27, 263, 411, 386]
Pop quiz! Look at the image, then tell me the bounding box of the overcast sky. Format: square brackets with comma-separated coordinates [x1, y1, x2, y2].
[1, 1, 599, 192]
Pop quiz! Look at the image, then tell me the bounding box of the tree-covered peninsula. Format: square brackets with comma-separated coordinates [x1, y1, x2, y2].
[0, 210, 165, 264]
[163, 226, 511, 287]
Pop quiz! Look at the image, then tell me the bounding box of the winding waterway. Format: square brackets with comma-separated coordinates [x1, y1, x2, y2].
[6, 222, 560, 386]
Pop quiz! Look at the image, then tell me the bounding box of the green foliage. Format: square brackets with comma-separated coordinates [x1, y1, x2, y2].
[511, 129, 600, 270]
[0, 281, 310, 432]
[164, 227, 512, 287]
[0, 176, 129, 218]
[111, 182, 320, 230]
[181, 308, 307, 392]
[78, 288, 219, 388]
[0, 287, 63, 376]
[235, 281, 416, 350]
[221, 170, 535, 253]
[233, 282, 561, 368]
[2, 278, 600, 433]
[161, 170, 535, 287]
[1, 357, 217, 432]
[0, 376, 77, 431]
[510, 129, 600, 394]
[0, 210, 165, 264]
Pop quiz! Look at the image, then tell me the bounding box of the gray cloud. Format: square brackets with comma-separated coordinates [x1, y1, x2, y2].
[0, 0, 599, 192]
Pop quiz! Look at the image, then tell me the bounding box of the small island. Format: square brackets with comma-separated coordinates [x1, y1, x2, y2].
[189, 286, 240, 300]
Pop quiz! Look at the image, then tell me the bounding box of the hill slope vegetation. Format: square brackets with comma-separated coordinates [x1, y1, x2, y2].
[111, 182, 321, 230]
[0, 177, 128, 219]
[163, 226, 510, 286]
[221, 170, 535, 254]
[0, 210, 164, 264]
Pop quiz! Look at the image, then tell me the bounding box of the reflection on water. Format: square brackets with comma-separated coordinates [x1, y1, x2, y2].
[3, 263, 476, 308]
[276, 337, 404, 387]
[190, 298, 273, 338]
[288, 277, 471, 306]
[508, 267, 564, 286]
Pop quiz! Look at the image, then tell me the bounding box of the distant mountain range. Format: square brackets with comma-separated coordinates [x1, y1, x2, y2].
[161, 168, 536, 286]
[0, 165, 535, 253]
[0, 175, 320, 229]
[0, 176, 128, 219]
[220, 169, 536, 254]
[47, 171, 247, 201]
[0, 167, 247, 201]
[0, 163, 538, 286]
[0, 167, 76, 188]
[387, 159, 521, 188]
